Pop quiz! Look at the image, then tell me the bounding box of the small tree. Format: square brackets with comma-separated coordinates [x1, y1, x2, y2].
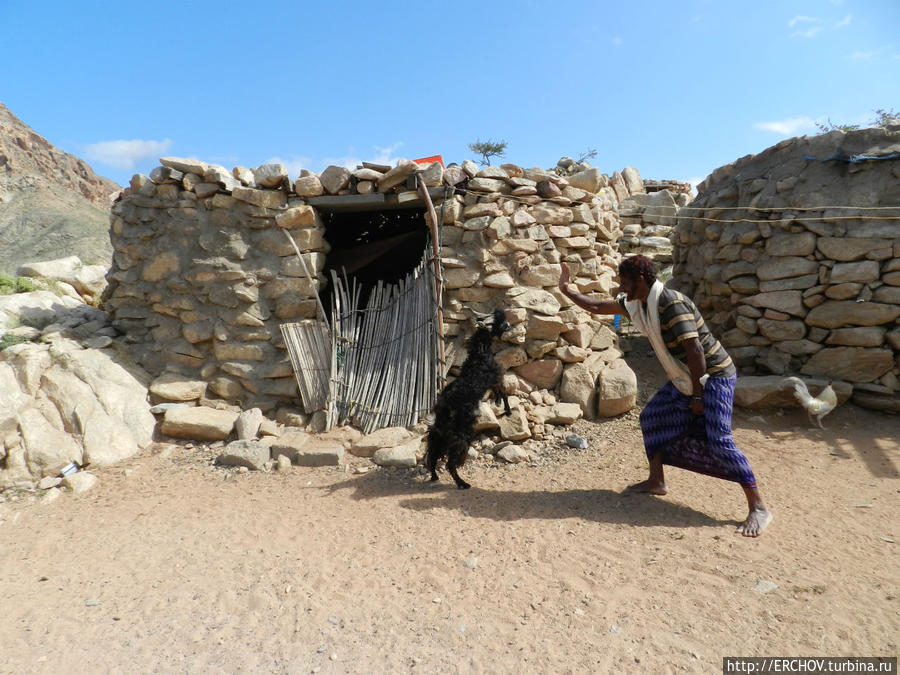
[815, 118, 860, 133]
[468, 138, 507, 166]
[576, 148, 598, 164]
[872, 108, 900, 126]
[816, 108, 899, 133]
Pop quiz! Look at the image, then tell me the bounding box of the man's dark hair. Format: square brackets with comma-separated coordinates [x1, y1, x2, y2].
[618, 255, 657, 285]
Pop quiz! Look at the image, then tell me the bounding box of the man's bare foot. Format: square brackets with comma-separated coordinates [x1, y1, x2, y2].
[625, 479, 668, 496]
[736, 507, 773, 537]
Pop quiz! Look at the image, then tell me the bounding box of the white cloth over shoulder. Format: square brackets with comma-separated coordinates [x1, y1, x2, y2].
[622, 280, 706, 396]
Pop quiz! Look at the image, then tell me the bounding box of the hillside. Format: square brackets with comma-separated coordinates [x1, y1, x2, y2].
[0, 102, 121, 275]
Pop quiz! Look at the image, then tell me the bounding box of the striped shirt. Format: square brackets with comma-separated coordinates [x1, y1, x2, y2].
[617, 286, 736, 378]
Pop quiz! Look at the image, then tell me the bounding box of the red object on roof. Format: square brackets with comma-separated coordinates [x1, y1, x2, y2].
[413, 155, 443, 167]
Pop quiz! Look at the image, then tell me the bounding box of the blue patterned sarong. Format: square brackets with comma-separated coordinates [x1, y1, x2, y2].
[639, 375, 757, 488]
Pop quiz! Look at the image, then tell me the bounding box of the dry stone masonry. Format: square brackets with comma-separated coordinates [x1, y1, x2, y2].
[672, 126, 900, 409]
[617, 179, 693, 265]
[103, 155, 651, 438]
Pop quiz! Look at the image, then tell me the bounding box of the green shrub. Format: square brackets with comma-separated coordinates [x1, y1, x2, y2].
[0, 275, 37, 295]
[0, 334, 33, 351]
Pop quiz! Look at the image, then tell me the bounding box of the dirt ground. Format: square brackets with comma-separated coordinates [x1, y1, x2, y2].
[1, 342, 898, 674]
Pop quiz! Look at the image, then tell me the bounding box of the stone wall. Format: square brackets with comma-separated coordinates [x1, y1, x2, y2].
[104, 156, 649, 433]
[671, 127, 900, 401]
[617, 178, 693, 265]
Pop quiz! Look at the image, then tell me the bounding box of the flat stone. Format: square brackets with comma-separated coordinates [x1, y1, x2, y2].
[252, 163, 288, 188]
[757, 318, 806, 341]
[764, 232, 816, 257]
[319, 165, 351, 194]
[818, 237, 889, 261]
[826, 327, 887, 347]
[371, 437, 420, 468]
[757, 257, 818, 281]
[805, 301, 900, 328]
[498, 407, 531, 441]
[60, 471, 98, 494]
[217, 440, 270, 471]
[547, 402, 583, 425]
[513, 359, 563, 390]
[742, 291, 805, 316]
[829, 261, 880, 284]
[232, 187, 286, 209]
[160, 156, 208, 175]
[268, 431, 310, 461]
[497, 444, 531, 463]
[160, 407, 238, 441]
[800, 347, 894, 382]
[295, 440, 344, 466]
[294, 175, 324, 197]
[149, 372, 207, 402]
[350, 427, 413, 458]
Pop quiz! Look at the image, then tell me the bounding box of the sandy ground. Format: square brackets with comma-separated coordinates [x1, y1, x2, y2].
[1, 343, 898, 674]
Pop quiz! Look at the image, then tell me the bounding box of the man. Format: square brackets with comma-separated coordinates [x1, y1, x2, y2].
[558, 255, 772, 537]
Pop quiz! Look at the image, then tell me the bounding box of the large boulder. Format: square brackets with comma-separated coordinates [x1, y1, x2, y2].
[0, 337, 155, 486]
[595, 359, 637, 417]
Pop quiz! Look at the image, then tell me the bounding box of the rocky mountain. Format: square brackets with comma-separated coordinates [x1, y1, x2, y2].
[0, 102, 121, 275]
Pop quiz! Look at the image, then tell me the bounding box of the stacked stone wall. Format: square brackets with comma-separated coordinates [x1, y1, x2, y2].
[617, 178, 693, 265]
[104, 156, 649, 433]
[672, 127, 900, 401]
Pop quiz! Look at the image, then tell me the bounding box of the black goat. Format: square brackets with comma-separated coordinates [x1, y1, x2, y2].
[426, 308, 512, 489]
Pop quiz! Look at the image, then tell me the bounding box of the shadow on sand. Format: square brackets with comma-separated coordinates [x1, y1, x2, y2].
[325, 474, 732, 529]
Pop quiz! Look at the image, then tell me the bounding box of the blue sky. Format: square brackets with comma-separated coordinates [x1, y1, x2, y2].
[1, 1, 897, 188]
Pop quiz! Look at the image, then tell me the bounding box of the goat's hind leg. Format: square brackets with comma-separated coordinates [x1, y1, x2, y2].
[446, 439, 471, 490]
[425, 439, 441, 482]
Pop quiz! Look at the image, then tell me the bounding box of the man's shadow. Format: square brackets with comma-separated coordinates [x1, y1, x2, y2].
[325, 475, 732, 529]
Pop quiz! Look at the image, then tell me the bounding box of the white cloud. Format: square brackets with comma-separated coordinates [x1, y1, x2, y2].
[754, 116, 817, 135]
[834, 14, 852, 28]
[83, 139, 172, 170]
[789, 15, 823, 38]
[611, 36, 623, 47]
[368, 142, 404, 166]
[849, 50, 877, 60]
[788, 15, 819, 27]
[792, 25, 823, 38]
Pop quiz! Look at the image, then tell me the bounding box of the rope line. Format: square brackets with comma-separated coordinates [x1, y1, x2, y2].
[452, 186, 900, 225]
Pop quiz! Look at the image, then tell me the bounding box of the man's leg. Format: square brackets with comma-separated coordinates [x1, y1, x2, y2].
[704, 376, 773, 537]
[627, 383, 689, 495]
[737, 486, 772, 537]
[626, 451, 668, 494]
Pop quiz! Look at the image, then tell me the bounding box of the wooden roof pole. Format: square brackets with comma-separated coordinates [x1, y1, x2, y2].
[415, 174, 446, 382]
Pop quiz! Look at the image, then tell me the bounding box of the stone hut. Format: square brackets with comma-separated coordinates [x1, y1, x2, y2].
[104, 156, 649, 435]
[671, 126, 900, 407]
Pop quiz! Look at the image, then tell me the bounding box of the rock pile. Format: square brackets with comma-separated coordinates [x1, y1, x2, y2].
[672, 127, 900, 407]
[617, 176, 692, 264]
[103, 155, 649, 437]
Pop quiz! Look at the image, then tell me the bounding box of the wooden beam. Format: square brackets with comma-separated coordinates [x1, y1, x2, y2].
[307, 188, 446, 213]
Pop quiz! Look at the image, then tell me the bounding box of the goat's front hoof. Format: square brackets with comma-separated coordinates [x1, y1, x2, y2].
[501, 409, 512, 418]
[456, 481, 471, 490]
